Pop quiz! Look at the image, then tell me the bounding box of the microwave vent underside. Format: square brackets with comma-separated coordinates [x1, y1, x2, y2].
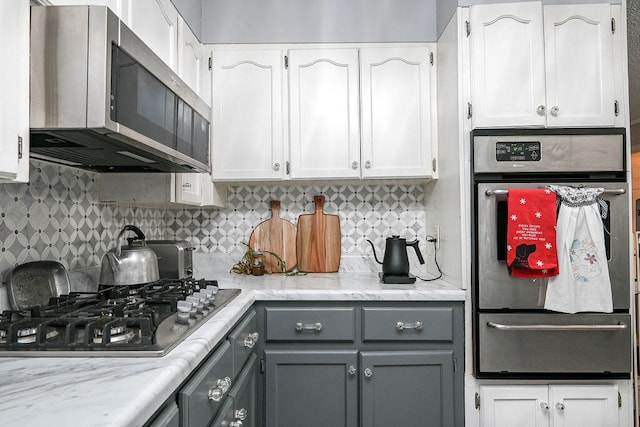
[29, 130, 197, 173]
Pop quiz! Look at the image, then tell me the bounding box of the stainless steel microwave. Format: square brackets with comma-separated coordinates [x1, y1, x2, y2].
[30, 5, 211, 173]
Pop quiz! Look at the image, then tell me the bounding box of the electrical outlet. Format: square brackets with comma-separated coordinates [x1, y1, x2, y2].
[433, 225, 440, 250]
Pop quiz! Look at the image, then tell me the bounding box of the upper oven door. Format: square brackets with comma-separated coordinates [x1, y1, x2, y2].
[475, 181, 629, 310]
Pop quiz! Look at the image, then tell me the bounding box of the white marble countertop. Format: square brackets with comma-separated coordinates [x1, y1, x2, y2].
[0, 273, 463, 427]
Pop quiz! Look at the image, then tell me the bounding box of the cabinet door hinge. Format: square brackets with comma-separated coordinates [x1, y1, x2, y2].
[467, 102, 473, 119]
[432, 158, 437, 174]
[614, 100, 620, 116]
[465, 20, 470, 37]
[208, 56, 212, 71]
[286, 161, 290, 175]
[475, 392, 480, 409]
[260, 358, 265, 373]
[618, 391, 622, 408]
[611, 17, 616, 34]
[17, 136, 23, 159]
[453, 355, 458, 373]
[429, 51, 434, 66]
[284, 55, 289, 69]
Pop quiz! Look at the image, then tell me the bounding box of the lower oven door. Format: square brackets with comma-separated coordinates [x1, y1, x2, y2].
[477, 313, 631, 378]
[476, 181, 630, 310]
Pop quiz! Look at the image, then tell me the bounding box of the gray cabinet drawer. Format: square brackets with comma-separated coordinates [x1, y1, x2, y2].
[210, 398, 234, 427]
[228, 310, 258, 377]
[179, 341, 234, 427]
[362, 307, 453, 341]
[265, 307, 356, 342]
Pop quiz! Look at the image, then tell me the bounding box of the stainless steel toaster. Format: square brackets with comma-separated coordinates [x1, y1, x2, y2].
[146, 240, 195, 279]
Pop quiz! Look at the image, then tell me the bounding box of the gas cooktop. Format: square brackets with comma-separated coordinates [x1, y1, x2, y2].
[0, 278, 240, 357]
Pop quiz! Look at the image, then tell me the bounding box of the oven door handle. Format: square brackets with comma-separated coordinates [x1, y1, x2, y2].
[485, 188, 626, 196]
[487, 321, 627, 331]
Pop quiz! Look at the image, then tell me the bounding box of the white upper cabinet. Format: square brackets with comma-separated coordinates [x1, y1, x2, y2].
[469, 1, 619, 128]
[127, 0, 179, 70]
[177, 18, 204, 99]
[0, 0, 29, 183]
[543, 4, 615, 127]
[211, 50, 286, 181]
[360, 47, 436, 179]
[288, 49, 361, 180]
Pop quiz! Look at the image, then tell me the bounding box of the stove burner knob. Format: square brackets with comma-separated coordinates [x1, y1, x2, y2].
[206, 285, 219, 295]
[186, 296, 203, 314]
[200, 288, 215, 303]
[177, 300, 194, 322]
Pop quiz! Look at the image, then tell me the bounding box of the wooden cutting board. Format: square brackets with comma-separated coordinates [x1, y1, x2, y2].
[297, 195, 341, 273]
[249, 200, 297, 273]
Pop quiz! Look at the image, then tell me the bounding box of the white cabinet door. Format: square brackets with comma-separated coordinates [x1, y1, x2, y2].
[177, 18, 203, 98]
[543, 4, 615, 127]
[127, 0, 178, 70]
[549, 385, 619, 427]
[288, 49, 361, 179]
[479, 386, 549, 427]
[0, 0, 29, 183]
[211, 50, 285, 181]
[47, 0, 125, 17]
[360, 47, 435, 179]
[470, 2, 546, 128]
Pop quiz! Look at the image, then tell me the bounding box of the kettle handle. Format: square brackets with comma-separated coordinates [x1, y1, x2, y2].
[406, 240, 425, 265]
[115, 225, 147, 257]
[366, 239, 384, 265]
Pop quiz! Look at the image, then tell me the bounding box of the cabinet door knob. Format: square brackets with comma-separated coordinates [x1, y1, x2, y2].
[536, 105, 546, 116]
[273, 162, 280, 171]
[364, 367, 373, 378]
[229, 422, 243, 427]
[348, 365, 357, 376]
[364, 160, 371, 169]
[235, 408, 248, 421]
[556, 402, 565, 411]
[351, 161, 359, 169]
[550, 106, 559, 116]
[540, 402, 549, 410]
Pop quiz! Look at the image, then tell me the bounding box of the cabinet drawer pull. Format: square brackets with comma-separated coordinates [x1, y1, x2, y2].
[208, 376, 232, 401]
[295, 322, 323, 331]
[396, 321, 423, 331]
[229, 421, 243, 427]
[243, 332, 259, 349]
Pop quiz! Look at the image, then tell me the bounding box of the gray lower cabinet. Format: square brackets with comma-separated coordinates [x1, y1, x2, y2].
[360, 350, 455, 427]
[211, 353, 259, 427]
[256, 301, 464, 427]
[264, 350, 358, 427]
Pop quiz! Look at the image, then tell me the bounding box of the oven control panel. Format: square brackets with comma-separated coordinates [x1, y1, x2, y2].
[495, 141, 541, 162]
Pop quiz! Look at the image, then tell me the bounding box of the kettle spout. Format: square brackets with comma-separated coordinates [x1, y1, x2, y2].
[366, 239, 383, 265]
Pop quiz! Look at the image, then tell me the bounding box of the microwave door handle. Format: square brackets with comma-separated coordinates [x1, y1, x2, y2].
[484, 188, 626, 196]
[487, 321, 627, 331]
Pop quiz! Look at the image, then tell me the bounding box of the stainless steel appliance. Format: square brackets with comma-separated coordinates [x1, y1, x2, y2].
[147, 240, 195, 279]
[29, 6, 211, 173]
[472, 128, 632, 379]
[0, 279, 239, 357]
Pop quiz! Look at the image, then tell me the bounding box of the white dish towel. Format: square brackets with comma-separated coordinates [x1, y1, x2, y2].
[544, 185, 612, 313]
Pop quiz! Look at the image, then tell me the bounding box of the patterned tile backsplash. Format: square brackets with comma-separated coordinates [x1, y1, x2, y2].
[0, 160, 427, 284]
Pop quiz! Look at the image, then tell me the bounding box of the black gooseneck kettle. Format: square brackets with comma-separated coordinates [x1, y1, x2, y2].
[367, 236, 425, 276]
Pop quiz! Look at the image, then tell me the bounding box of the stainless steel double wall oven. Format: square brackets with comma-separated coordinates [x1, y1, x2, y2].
[471, 128, 631, 379]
